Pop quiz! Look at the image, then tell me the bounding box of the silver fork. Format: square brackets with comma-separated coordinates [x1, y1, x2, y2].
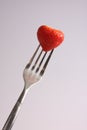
[2, 45, 54, 130]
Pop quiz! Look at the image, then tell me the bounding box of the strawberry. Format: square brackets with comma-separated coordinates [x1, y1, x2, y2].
[37, 25, 64, 51]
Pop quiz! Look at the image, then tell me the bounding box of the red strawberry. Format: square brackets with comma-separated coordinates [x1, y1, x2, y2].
[37, 25, 64, 51]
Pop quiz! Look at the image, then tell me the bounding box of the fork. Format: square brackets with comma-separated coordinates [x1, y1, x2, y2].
[2, 45, 54, 130]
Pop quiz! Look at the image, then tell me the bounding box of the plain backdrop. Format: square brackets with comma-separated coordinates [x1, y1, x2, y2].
[0, 0, 87, 130]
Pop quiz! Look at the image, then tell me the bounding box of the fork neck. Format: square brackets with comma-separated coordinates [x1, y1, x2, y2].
[18, 87, 27, 104]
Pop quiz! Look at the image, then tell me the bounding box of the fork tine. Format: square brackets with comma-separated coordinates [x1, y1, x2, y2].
[32, 49, 43, 70]
[25, 45, 40, 69]
[40, 49, 54, 76]
[36, 52, 47, 72]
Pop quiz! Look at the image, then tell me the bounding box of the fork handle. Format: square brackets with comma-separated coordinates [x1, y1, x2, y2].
[2, 88, 27, 130]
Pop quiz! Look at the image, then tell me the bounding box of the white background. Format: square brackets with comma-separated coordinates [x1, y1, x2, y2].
[0, 0, 87, 130]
